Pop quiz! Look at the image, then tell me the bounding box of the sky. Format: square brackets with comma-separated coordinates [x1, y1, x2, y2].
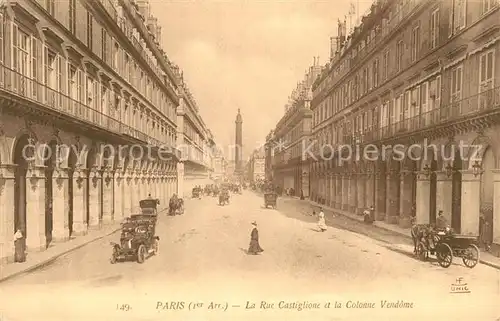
[149, 0, 374, 160]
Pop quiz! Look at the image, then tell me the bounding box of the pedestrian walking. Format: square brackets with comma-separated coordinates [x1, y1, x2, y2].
[14, 229, 26, 263]
[248, 221, 264, 255]
[481, 216, 492, 251]
[363, 206, 374, 224]
[317, 207, 327, 232]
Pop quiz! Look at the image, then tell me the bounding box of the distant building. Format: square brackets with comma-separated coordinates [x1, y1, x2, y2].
[272, 59, 323, 198]
[264, 130, 275, 181]
[309, 0, 500, 257]
[212, 146, 227, 180]
[247, 147, 266, 182]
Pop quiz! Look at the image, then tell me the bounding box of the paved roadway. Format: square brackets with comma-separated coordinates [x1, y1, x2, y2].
[0, 191, 499, 321]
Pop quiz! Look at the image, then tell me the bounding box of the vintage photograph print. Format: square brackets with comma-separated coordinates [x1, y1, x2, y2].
[0, 0, 499, 320]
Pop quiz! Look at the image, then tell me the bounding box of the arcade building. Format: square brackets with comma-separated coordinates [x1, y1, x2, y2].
[309, 0, 500, 255]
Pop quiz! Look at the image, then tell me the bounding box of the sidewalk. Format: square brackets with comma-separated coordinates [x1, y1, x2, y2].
[278, 195, 500, 270]
[0, 223, 121, 283]
[0, 207, 170, 283]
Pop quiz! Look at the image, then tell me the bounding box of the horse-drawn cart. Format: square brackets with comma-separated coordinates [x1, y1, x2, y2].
[219, 190, 230, 206]
[192, 188, 201, 199]
[414, 226, 480, 268]
[264, 192, 277, 209]
[110, 199, 159, 264]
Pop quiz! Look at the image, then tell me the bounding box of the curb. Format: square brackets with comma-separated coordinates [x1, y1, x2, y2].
[0, 207, 172, 283]
[0, 227, 121, 284]
[305, 200, 500, 270]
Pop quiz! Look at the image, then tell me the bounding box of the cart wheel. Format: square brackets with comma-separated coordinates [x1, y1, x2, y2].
[416, 241, 428, 261]
[462, 244, 479, 268]
[153, 239, 160, 255]
[436, 243, 453, 268]
[137, 244, 146, 264]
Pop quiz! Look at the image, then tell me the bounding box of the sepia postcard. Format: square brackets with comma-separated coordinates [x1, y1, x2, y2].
[0, 0, 499, 320]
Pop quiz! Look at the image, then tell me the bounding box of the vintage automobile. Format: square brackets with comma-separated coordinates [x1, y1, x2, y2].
[264, 192, 277, 209]
[219, 190, 230, 206]
[110, 199, 159, 264]
[168, 197, 184, 215]
[192, 187, 201, 199]
[414, 226, 480, 268]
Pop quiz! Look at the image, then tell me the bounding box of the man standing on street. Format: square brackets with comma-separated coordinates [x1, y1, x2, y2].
[248, 221, 264, 255]
[436, 210, 448, 230]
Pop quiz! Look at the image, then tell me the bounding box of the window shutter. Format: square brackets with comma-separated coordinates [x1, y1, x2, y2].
[12, 23, 18, 71]
[0, 12, 4, 64]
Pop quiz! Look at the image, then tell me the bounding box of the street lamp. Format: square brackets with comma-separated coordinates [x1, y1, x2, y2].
[472, 161, 483, 177]
[423, 164, 432, 177]
[445, 163, 453, 178]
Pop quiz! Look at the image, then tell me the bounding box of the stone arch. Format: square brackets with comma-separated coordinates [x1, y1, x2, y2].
[121, 155, 131, 171]
[84, 143, 102, 170]
[420, 142, 438, 171]
[9, 128, 40, 165]
[441, 138, 467, 170]
[99, 143, 115, 170]
[401, 145, 418, 171]
[0, 134, 10, 165]
[467, 133, 500, 169]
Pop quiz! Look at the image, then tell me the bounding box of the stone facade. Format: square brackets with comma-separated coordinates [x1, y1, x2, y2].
[0, 0, 196, 264]
[308, 0, 500, 255]
[176, 80, 215, 197]
[271, 60, 323, 198]
[247, 147, 265, 182]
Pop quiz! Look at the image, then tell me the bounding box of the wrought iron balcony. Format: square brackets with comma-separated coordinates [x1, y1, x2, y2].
[345, 86, 500, 147]
[0, 63, 174, 151]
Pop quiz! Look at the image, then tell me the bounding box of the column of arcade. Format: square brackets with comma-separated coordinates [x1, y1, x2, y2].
[310, 161, 416, 228]
[0, 159, 178, 264]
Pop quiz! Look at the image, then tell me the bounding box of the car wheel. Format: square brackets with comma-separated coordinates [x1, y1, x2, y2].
[137, 244, 146, 264]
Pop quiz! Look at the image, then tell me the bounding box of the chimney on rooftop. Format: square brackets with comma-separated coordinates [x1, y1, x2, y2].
[136, 0, 150, 20]
[147, 16, 157, 38]
[330, 37, 338, 61]
[156, 25, 162, 44]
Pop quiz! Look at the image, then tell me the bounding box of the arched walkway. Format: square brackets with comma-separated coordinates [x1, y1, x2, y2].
[85, 146, 102, 228]
[480, 147, 495, 246]
[452, 148, 463, 232]
[12, 133, 47, 251]
[67, 147, 77, 236]
[43, 140, 57, 248]
[13, 134, 30, 237]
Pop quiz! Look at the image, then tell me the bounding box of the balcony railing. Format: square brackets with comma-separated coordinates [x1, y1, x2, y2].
[344, 86, 500, 147]
[0, 63, 175, 150]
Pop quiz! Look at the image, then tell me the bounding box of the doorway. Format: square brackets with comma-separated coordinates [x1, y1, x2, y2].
[451, 149, 462, 232]
[43, 140, 57, 248]
[480, 147, 494, 246]
[13, 135, 29, 235]
[429, 158, 438, 224]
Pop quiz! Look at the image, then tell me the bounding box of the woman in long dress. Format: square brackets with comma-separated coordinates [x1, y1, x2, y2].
[248, 221, 264, 255]
[318, 208, 327, 232]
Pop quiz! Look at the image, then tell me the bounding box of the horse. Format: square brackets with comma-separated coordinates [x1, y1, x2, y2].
[410, 224, 433, 254]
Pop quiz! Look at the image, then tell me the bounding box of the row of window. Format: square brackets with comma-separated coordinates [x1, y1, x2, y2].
[313, 0, 498, 126]
[0, 13, 177, 146]
[184, 122, 203, 147]
[311, 48, 496, 151]
[40, 0, 177, 123]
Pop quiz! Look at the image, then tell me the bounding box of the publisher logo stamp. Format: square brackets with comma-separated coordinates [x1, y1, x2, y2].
[450, 277, 470, 294]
